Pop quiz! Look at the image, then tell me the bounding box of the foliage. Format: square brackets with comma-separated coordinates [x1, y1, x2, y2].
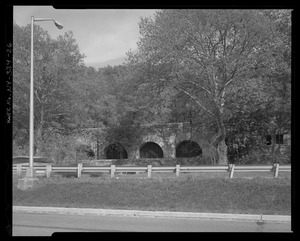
[125, 10, 285, 164]
[39, 132, 78, 165]
[12, 10, 291, 165]
[234, 149, 291, 165]
[13, 140, 29, 156]
[104, 111, 143, 152]
[224, 10, 291, 163]
[67, 65, 120, 128]
[13, 23, 85, 156]
[13, 24, 129, 161]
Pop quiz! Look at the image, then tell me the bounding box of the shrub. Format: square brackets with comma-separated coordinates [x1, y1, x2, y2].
[235, 149, 290, 165]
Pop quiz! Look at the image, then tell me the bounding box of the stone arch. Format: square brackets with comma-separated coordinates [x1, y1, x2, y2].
[176, 140, 202, 158]
[140, 142, 164, 158]
[105, 143, 128, 159]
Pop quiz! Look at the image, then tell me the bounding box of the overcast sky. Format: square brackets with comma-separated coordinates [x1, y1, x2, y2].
[13, 6, 157, 69]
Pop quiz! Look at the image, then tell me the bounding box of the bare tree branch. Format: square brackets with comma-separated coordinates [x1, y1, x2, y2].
[174, 85, 217, 118]
[187, 80, 212, 94]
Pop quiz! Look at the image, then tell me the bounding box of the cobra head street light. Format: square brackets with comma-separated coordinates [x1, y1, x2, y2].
[53, 20, 64, 29]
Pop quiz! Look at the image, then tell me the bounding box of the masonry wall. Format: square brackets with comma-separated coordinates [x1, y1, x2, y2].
[75, 125, 291, 165]
[78, 122, 213, 162]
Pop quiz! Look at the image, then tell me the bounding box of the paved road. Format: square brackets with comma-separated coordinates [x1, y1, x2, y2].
[12, 212, 291, 235]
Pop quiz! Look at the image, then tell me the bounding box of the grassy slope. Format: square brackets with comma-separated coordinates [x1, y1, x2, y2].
[13, 175, 291, 215]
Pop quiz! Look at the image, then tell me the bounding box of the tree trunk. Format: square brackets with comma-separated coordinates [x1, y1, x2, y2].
[212, 88, 228, 165]
[211, 110, 229, 165]
[217, 138, 228, 165]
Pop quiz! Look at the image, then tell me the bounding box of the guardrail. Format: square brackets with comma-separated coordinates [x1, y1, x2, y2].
[13, 163, 291, 179]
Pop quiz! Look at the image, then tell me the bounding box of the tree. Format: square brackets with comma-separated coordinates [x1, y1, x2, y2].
[126, 10, 278, 164]
[224, 76, 275, 162]
[259, 10, 291, 151]
[13, 23, 85, 156]
[224, 10, 291, 163]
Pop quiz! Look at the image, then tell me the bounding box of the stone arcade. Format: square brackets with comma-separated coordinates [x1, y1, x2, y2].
[76, 122, 216, 164]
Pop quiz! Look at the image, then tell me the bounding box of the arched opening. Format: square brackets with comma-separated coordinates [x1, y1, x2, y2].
[140, 142, 163, 158]
[105, 143, 128, 159]
[176, 140, 202, 158]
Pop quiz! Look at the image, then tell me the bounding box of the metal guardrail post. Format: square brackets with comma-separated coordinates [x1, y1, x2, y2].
[147, 165, 152, 178]
[46, 165, 52, 178]
[77, 163, 83, 178]
[176, 165, 180, 177]
[229, 164, 235, 179]
[274, 163, 279, 178]
[16, 164, 22, 176]
[111, 165, 115, 178]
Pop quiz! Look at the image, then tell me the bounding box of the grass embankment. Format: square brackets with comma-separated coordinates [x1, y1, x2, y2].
[13, 175, 291, 215]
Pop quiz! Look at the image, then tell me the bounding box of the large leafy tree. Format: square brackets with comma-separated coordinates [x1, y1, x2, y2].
[224, 10, 291, 163]
[69, 65, 120, 129]
[13, 22, 85, 155]
[125, 51, 177, 125]
[260, 10, 291, 149]
[126, 9, 283, 164]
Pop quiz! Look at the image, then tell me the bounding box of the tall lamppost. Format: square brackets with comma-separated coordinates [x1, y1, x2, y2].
[27, 17, 63, 178]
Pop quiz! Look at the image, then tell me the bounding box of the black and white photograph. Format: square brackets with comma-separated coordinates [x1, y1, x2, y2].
[9, 6, 292, 235]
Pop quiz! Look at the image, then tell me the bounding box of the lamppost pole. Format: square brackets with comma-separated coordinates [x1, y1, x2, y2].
[28, 16, 34, 176]
[27, 16, 63, 178]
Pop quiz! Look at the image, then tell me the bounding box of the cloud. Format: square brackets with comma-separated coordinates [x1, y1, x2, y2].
[80, 10, 155, 65]
[13, 7, 157, 67]
[82, 25, 139, 64]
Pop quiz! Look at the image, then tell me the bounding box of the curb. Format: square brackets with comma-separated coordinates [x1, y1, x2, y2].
[13, 206, 291, 223]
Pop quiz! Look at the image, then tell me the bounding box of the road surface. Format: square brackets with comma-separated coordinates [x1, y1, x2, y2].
[13, 212, 291, 235]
